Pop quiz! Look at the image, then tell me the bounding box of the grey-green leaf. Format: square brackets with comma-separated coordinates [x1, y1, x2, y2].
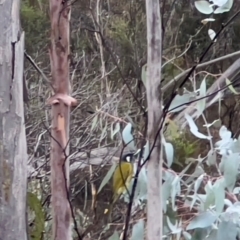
[186, 211, 217, 230]
[122, 123, 135, 150]
[213, 178, 225, 214]
[217, 220, 237, 240]
[223, 153, 239, 191]
[164, 142, 174, 167]
[194, 0, 213, 14]
[197, 78, 206, 115]
[97, 163, 117, 194]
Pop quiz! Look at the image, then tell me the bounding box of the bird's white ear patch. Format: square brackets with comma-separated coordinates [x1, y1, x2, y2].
[126, 156, 131, 162]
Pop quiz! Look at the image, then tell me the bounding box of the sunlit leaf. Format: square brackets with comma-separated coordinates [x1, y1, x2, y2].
[171, 176, 181, 211]
[194, 1, 213, 14]
[122, 123, 135, 150]
[213, 178, 225, 214]
[183, 231, 192, 240]
[211, 0, 228, 6]
[225, 78, 239, 95]
[215, 126, 233, 155]
[98, 163, 117, 194]
[130, 219, 144, 240]
[164, 142, 174, 167]
[168, 93, 192, 113]
[134, 166, 148, 202]
[190, 174, 205, 210]
[186, 211, 217, 230]
[214, 0, 233, 13]
[185, 114, 211, 139]
[208, 29, 217, 42]
[204, 181, 215, 210]
[166, 217, 182, 234]
[201, 18, 215, 24]
[203, 119, 221, 128]
[206, 149, 217, 166]
[217, 221, 237, 240]
[197, 78, 207, 115]
[162, 173, 174, 213]
[223, 153, 239, 191]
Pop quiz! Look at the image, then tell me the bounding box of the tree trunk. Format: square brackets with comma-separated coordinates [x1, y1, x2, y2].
[145, 0, 163, 239]
[0, 0, 28, 239]
[48, 0, 77, 239]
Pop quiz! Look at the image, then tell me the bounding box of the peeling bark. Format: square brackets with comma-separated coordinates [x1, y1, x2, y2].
[0, 0, 27, 239]
[145, 0, 163, 239]
[48, 0, 76, 239]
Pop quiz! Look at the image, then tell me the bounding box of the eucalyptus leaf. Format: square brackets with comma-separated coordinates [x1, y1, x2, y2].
[183, 231, 192, 240]
[194, 0, 213, 14]
[191, 174, 205, 210]
[214, 0, 233, 13]
[122, 123, 135, 150]
[223, 153, 239, 191]
[208, 29, 217, 42]
[213, 178, 225, 214]
[186, 211, 217, 230]
[217, 221, 237, 240]
[98, 163, 117, 194]
[164, 142, 174, 167]
[201, 18, 215, 24]
[171, 176, 181, 211]
[211, 0, 228, 6]
[206, 149, 217, 166]
[166, 217, 182, 234]
[168, 93, 192, 113]
[137, 167, 148, 201]
[197, 78, 207, 115]
[226, 78, 239, 95]
[130, 219, 144, 240]
[185, 113, 211, 140]
[204, 181, 215, 210]
[162, 178, 172, 213]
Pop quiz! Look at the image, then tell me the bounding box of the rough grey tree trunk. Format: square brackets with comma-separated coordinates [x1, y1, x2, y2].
[146, 0, 163, 239]
[0, 0, 28, 239]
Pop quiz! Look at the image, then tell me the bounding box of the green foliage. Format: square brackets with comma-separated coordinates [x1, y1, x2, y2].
[107, 16, 133, 54]
[27, 191, 45, 240]
[165, 120, 199, 167]
[20, 0, 49, 52]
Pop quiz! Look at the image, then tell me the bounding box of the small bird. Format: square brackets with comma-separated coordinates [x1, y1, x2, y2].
[107, 153, 135, 221]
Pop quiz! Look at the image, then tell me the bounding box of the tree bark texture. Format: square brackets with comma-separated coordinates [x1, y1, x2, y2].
[0, 0, 28, 239]
[48, 0, 76, 239]
[145, 0, 163, 239]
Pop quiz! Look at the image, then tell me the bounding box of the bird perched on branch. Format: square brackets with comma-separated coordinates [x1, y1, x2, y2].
[107, 153, 135, 221]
